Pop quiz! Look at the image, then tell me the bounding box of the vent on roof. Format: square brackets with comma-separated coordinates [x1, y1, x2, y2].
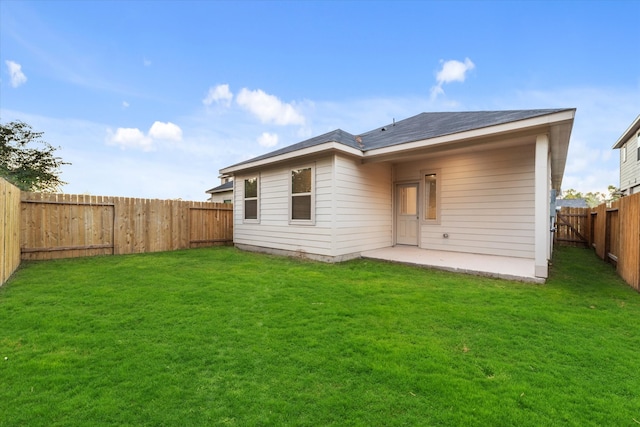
[381, 127, 386, 131]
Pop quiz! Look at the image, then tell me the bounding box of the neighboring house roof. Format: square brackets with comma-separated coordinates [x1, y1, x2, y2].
[556, 198, 589, 208]
[221, 109, 575, 190]
[206, 181, 234, 194]
[612, 114, 640, 149]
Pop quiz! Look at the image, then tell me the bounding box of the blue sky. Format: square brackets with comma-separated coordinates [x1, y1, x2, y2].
[1, 0, 638, 200]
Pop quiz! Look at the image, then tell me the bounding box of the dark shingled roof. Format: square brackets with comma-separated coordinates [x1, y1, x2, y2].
[357, 109, 568, 150]
[206, 180, 234, 193]
[224, 109, 571, 170]
[556, 198, 589, 208]
[227, 129, 358, 168]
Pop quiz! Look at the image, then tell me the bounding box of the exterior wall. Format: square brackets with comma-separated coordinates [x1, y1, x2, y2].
[334, 155, 393, 254]
[232, 154, 392, 260]
[394, 144, 536, 259]
[233, 156, 335, 257]
[209, 191, 233, 203]
[620, 131, 640, 195]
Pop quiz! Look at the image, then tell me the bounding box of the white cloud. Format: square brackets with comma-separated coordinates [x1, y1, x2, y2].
[5, 60, 27, 88]
[149, 121, 183, 142]
[122, 101, 130, 108]
[236, 88, 305, 126]
[105, 121, 182, 152]
[143, 58, 152, 67]
[106, 127, 153, 151]
[257, 132, 279, 147]
[430, 57, 475, 99]
[203, 84, 233, 107]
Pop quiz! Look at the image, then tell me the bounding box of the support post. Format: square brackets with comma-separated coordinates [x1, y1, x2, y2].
[535, 134, 550, 278]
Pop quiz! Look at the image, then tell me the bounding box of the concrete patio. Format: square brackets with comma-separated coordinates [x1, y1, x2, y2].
[361, 246, 544, 283]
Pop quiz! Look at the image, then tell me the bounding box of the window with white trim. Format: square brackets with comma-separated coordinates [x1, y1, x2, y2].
[622, 144, 627, 163]
[290, 166, 314, 223]
[243, 177, 259, 221]
[423, 170, 441, 224]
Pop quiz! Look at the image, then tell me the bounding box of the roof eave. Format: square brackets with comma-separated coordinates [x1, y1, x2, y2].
[219, 141, 363, 175]
[206, 188, 233, 194]
[363, 109, 576, 161]
[549, 117, 575, 191]
[612, 114, 640, 149]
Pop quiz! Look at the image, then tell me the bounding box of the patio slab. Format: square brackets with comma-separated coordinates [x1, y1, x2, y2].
[361, 246, 544, 283]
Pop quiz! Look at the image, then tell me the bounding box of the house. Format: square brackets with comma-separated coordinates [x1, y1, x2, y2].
[206, 178, 234, 203]
[612, 115, 640, 196]
[220, 109, 576, 280]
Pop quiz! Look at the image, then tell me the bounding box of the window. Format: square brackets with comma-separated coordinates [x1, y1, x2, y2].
[400, 186, 417, 215]
[423, 171, 440, 223]
[244, 177, 258, 221]
[291, 166, 314, 223]
[622, 145, 627, 162]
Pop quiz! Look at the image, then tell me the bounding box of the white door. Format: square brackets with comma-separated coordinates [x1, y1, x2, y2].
[396, 183, 419, 245]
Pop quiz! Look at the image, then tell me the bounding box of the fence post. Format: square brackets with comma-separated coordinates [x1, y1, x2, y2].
[1, 179, 21, 286]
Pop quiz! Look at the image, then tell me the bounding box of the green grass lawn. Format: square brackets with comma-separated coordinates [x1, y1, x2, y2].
[1, 246, 639, 426]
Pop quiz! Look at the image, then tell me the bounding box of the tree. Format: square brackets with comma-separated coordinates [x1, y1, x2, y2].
[561, 185, 622, 208]
[0, 120, 70, 192]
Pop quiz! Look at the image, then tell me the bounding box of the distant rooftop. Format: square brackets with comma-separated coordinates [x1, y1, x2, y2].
[206, 180, 234, 194]
[556, 198, 589, 208]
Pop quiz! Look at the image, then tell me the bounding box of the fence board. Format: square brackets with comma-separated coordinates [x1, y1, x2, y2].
[1, 178, 21, 286]
[567, 194, 639, 291]
[591, 203, 607, 260]
[20, 193, 233, 261]
[555, 207, 589, 246]
[617, 193, 640, 291]
[555, 193, 640, 292]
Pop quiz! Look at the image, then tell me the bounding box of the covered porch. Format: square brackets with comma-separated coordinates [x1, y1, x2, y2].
[361, 246, 543, 283]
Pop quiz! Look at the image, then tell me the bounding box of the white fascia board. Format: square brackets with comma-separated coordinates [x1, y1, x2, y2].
[220, 142, 363, 175]
[612, 114, 640, 149]
[363, 109, 576, 160]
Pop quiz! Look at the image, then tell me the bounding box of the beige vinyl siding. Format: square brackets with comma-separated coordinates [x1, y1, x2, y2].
[395, 144, 536, 259]
[620, 132, 640, 193]
[334, 155, 393, 254]
[209, 191, 233, 203]
[233, 156, 335, 256]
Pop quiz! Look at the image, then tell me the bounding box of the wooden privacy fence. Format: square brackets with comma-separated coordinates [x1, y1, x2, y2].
[1, 178, 21, 286]
[20, 192, 233, 261]
[555, 207, 590, 247]
[555, 192, 640, 292]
